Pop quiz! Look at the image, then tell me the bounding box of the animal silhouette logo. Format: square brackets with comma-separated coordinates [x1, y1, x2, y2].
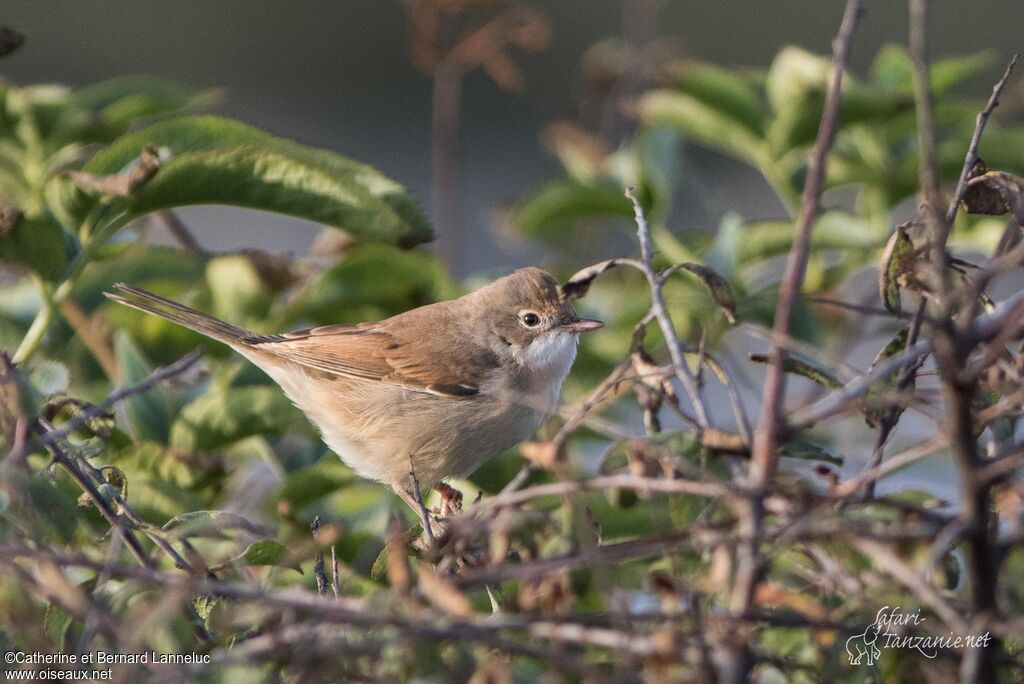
[846, 622, 883, 665]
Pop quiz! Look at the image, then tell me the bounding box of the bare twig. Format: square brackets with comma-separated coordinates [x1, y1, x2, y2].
[156, 210, 206, 258]
[7, 349, 203, 465]
[58, 300, 120, 382]
[409, 460, 436, 543]
[727, 3, 862, 681]
[624, 188, 711, 428]
[312, 516, 328, 596]
[747, 0, 862, 485]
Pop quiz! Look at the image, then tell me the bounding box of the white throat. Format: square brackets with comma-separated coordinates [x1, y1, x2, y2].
[515, 332, 579, 394]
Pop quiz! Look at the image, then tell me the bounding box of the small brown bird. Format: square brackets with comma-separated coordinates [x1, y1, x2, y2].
[106, 268, 602, 512]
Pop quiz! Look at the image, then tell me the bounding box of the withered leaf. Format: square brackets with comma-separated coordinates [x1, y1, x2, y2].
[667, 262, 737, 324]
[963, 171, 1024, 225]
[68, 145, 161, 198]
[520, 440, 561, 470]
[749, 353, 842, 389]
[700, 427, 747, 454]
[559, 258, 626, 300]
[419, 565, 473, 619]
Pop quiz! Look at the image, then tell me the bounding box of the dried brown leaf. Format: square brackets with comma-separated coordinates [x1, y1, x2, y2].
[559, 258, 626, 300]
[963, 170, 1024, 225]
[69, 145, 161, 197]
[419, 565, 473, 619]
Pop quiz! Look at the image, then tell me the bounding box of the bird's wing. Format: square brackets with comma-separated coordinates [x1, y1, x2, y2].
[247, 319, 495, 398]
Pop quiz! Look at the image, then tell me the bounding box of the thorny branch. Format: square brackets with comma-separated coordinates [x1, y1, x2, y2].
[728, 1, 863, 681]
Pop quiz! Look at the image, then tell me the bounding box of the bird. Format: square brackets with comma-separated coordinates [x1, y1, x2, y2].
[105, 267, 603, 515]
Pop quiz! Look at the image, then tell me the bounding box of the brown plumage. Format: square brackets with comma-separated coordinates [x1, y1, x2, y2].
[105, 268, 602, 505]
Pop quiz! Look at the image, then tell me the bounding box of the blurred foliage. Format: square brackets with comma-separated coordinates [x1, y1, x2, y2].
[0, 37, 1022, 684]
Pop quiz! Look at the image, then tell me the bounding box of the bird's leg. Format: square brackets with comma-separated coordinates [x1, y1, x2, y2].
[397, 460, 440, 542]
[434, 482, 463, 517]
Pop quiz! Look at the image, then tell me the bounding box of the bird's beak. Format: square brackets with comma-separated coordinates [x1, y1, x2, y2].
[559, 317, 605, 333]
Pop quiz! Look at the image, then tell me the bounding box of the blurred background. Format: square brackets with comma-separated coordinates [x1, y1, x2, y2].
[3, 0, 1022, 276]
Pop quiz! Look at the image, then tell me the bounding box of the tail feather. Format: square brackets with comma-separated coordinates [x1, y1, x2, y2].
[104, 283, 255, 344]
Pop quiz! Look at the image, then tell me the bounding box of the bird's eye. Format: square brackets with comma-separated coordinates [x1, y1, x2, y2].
[520, 312, 541, 327]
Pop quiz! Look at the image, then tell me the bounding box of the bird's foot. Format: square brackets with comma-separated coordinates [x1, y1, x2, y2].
[434, 482, 463, 517]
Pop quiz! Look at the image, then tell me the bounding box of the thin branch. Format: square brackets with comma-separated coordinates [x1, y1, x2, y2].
[409, 460, 436, 543]
[472, 473, 732, 515]
[624, 188, 711, 428]
[748, 0, 863, 485]
[7, 349, 203, 464]
[727, 3, 862, 681]
[312, 516, 328, 596]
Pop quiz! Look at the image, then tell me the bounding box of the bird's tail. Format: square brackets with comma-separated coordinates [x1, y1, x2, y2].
[105, 283, 256, 344]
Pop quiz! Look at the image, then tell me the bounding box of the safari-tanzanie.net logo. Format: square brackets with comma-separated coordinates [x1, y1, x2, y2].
[846, 606, 992, 666]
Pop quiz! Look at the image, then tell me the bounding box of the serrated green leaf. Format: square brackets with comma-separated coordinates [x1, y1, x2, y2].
[114, 331, 172, 443]
[82, 116, 431, 247]
[169, 385, 295, 452]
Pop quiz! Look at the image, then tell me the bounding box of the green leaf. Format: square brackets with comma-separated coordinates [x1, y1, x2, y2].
[163, 510, 273, 539]
[0, 214, 73, 281]
[73, 76, 207, 131]
[28, 474, 80, 543]
[295, 243, 456, 324]
[736, 211, 877, 265]
[932, 51, 995, 93]
[861, 327, 912, 428]
[279, 454, 355, 512]
[666, 262, 737, 324]
[114, 331, 172, 443]
[637, 89, 766, 164]
[510, 178, 632, 243]
[635, 127, 682, 220]
[878, 226, 916, 314]
[705, 211, 743, 279]
[205, 254, 273, 324]
[870, 43, 913, 91]
[234, 539, 301, 573]
[28, 359, 70, 396]
[82, 116, 431, 247]
[749, 353, 842, 389]
[778, 438, 844, 466]
[169, 385, 296, 452]
[766, 47, 909, 153]
[671, 62, 765, 135]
